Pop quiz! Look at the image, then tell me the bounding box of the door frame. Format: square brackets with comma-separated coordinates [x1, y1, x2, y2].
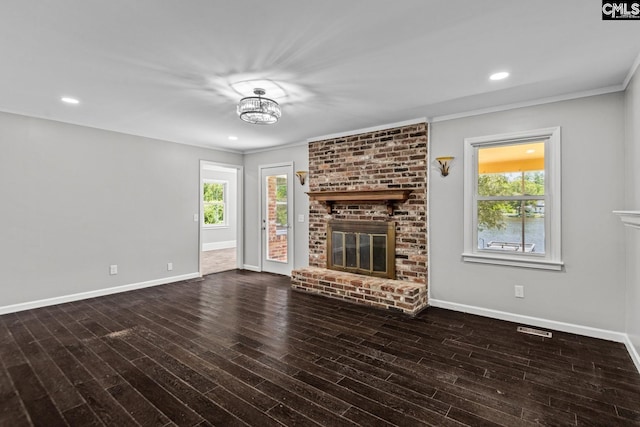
[258, 162, 294, 274]
[198, 160, 244, 276]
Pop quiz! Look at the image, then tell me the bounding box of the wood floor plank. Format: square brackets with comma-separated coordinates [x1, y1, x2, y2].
[293, 370, 431, 426]
[1, 270, 639, 426]
[75, 379, 139, 426]
[205, 386, 282, 427]
[0, 317, 28, 370]
[315, 356, 451, 416]
[90, 342, 204, 427]
[256, 379, 357, 427]
[36, 308, 124, 389]
[5, 318, 85, 413]
[61, 403, 104, 426]
[6, 363, 66, 427]
[108, 327, 218, 394]
[133, 356, 247, 426]
[231, 353, 354, 422]
[0, 364, 29, 427]
[106, 381, 171, 426]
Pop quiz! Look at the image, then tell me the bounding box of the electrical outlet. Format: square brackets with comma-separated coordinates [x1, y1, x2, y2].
[167, 262, 173, 271]
[110, 264, 118, 275]
[298, 214, 304, 223]
[515, 285, 524, 298]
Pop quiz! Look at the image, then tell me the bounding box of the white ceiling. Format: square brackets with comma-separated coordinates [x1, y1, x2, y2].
[1, 1, 639, 152]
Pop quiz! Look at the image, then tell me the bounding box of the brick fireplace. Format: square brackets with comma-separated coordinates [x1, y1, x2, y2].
[291, 121, 428, 315]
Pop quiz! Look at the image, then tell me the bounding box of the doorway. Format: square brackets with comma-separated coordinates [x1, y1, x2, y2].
[259, 163, 294, 276]
[199, 161, 243, 275]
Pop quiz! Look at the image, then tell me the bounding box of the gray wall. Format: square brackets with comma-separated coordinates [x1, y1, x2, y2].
[625, 67, 640, 356]
[201, 167, 238, 248]
[429, 93, 627, 332]
[242, 144, 309, 271]
[0, 111, 241, 308]
[1, 87, 636, 354]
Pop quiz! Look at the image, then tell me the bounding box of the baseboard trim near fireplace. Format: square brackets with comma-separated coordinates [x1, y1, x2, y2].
[0, 272, 201, 315]
[428, 299, 627, 343]
[429, 298, 640, 374]
[624, 335, 640, 374]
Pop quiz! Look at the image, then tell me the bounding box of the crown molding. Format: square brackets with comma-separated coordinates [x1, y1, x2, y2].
[623, 50, 640, 89]
[430, 85, 624, 123]
[306, 117, 427, 143]
[242, 139, 308, 155]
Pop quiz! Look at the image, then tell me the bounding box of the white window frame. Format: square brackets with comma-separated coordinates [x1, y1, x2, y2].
[202, 179, 228, 228]
[462, 127, 563, 270]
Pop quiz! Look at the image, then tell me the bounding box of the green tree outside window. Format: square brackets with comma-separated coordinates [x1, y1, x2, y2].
[275, 177, 288, 226]
[203, 182, 226, 225]
[477, 171, 544, 231]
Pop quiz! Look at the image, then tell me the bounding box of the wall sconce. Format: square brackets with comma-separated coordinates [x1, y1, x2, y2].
[435, 156, 454, 177]
[295, 171, 308, 185]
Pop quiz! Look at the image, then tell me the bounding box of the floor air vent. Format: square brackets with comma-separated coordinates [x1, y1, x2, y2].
[517, 326, 552, 338]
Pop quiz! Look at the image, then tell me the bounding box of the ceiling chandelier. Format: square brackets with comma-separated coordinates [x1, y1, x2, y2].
[237, 88, 281, 125]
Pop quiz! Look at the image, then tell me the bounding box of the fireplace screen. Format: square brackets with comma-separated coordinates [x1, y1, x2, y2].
[327, 220, 395, 279]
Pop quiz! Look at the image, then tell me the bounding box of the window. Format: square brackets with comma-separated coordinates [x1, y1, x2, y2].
[463, 127, 562, 270]
[203, 180, 227, 227]
[274, 176, 288, 235]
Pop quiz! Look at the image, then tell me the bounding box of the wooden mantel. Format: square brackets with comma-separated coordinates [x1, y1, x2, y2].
[307, 189, 412, 215]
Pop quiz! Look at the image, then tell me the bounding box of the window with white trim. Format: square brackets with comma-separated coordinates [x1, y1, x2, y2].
[463, 127, 562, 270]
[203, 180, 227, 227]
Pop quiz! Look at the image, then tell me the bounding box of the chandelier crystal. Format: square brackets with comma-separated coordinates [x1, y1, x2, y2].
[237, 88, 281, 124]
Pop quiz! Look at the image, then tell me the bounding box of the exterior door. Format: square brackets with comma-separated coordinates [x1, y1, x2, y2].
[260, 164, 294, 275]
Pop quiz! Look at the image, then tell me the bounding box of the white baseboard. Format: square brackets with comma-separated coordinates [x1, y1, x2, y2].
[624, 335, 640, 374]
[243, 264, 261, 272]
[202, 240, 236, 251]
[0, 272, 200, 315]
[428, 299, 627, 343]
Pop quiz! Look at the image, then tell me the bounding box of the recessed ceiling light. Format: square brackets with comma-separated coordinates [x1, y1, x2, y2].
[526, 149, 536, 154]
[61, 97, 80, 104]
[489, 72, 509, 81]
[228, 136, 238, 141]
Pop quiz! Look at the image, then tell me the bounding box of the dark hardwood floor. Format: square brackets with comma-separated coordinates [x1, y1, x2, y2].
[1, 270, 639, 426]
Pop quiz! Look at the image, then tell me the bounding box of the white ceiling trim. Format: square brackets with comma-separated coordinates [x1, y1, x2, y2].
[0, 107, 247, 155]
[243, 139, 309, 155]
[429, 85, 624, 123]
[623, 51, 640, 89]
[167, 139, 244, 155]
[306, 117, 427, 143]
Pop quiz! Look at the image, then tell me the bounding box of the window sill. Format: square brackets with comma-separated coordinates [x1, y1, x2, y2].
[462, 252, 564, 271]
[203, 225, 229, 229]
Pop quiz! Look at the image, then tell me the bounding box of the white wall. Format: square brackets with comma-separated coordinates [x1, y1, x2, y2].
[430, 93, 627, 333]
[624, 66, 640, 358]
[201, 167, 237, 249]
[242, 144, 309, 271]
[0, 111, 241, 309]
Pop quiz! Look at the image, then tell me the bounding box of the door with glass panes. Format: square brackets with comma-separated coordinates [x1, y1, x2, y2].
[260, 164, 294, 275]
